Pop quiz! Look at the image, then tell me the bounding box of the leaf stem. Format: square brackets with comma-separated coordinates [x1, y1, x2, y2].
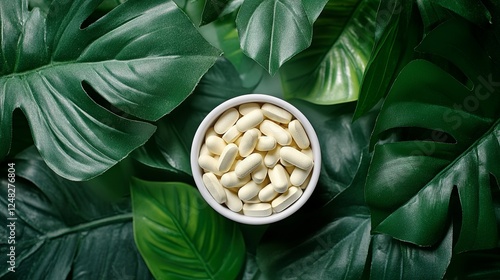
[43, 213, 133, 240]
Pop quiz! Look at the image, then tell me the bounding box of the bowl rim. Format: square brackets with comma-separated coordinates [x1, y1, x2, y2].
[190, 94, 321, 225]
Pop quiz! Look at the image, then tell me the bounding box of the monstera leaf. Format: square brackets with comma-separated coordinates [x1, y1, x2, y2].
[281, 0, 378, 105]
[173, 0, 230, 26]
[365, 18, 500, 252]
[236, 0, 328, 75]
[0, 0, 221, 181]
[0, 147, 151, 279]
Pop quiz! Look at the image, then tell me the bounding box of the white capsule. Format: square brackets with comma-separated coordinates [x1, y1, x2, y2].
[238, 181, 263, 201]
[243, 203, 272, 217]
[268, 165, 290, 193]
[235, 153, 263, 178]
[280, 158, 293, 167]
[255, 136, 277, 152]
[230, 159, 241, 172]
[224, 188, 243, 212]
[259, 120, 292, 146]
[205, 127, 217, 139]
[202, 173, 226, 204]
[258, 183, 279, 202]
[280, 147, 313, 170]
[217, 143, 238, 173]
[206, 135, 226, 155]
[290, 165, 312, 186]
[238, 128, 259, 157]
[198, 155, 222, 176]
[285, 164, 295, 175]
[214, 108, 239, 134]
[222, 125, 242, 143]
[236, 109, 264, 132]
[200, 144, 211, 156]
[301, 148, 313, 160]
[300, 174, 311, 189]
[264, 147, 281, 168]
[251, 162, 267, 184]
[238, 102, 261, 115]
[288, 120, 310, 149]
[220, 172, 251, 188]
[272, 187, 303, 213]
[242, 195, 261, 204]
[261, 103, 292, 124]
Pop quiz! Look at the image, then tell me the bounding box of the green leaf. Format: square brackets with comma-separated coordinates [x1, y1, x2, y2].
[369, 225, 453, 280]
[0, 0, 221, 181]
[432, 0, 492, 26]
[365, 19, 500, 251]
[256, 154, 372, 280]
[173, 0, 230, 26]
[354, 0, 421, 119]
[236, 0, 327, 75]
[131, 179, 245, 279]
[0, 147, 152, 279]
[289, 100, 377, 205]
[132, 58, 249, 177]
[281, 0, 379, 105]
[445, 248, 500, 279]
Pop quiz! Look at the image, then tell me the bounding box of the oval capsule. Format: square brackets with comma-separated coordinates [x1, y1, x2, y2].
[258, 183, 279, 202]
[264, 147, 281, 168]
[280, 147, 313, 170]
[224, 188, 243, 212]
[272, 187, 303, 213]
[202, 173, 226, 204]
[214, 108, 239, 134]
[259, 120, 292, 146]
[238, 102, 260, 115]
[242, 203, 272, 217]
[288, 120, 310, 149]
[198, 155, 222, 176]
[235, 153, 263, 178]
[222, 125, 242, 143]
[236, 109, 264, 132]
[261, 103, 292, 124]
[251, 162, 267, 184]
[290, 165, 312, 186]
[206, 135, 226, 155]
[268, 165, 289, 193]
[255, 136, 276, 151]
[238, 181, 263, 201]
[217, 143, 238, 173]
[238, 128, 259, 157]
[221, 172, 251, 188]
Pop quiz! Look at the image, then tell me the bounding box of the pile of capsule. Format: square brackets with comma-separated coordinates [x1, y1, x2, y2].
[198, 102, 314, 217]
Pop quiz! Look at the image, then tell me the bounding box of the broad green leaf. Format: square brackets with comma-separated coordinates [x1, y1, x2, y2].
[173, 0, 230, 26]
[199, 12, 264, 87]
[0, 0, 221, 181]
[366, 19, 500, 252]
[132, 58, 249, 177]
[289, 100, 377, 205]
[236, 0, 326, 75]
[257, 152, 453, 279]
[281, 0, 378, 105]
[432, 0, 492, 26]
[445, 248, 500, 279]
[131, 179, 245, 279]
[354, 0, 421, 119]
[0, 147, 152, 279]
[369, 225, 453, 280]
[256, 154, 372, 280]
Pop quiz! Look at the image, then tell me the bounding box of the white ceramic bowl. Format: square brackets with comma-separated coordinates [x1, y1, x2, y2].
[190, 94, 321, 225]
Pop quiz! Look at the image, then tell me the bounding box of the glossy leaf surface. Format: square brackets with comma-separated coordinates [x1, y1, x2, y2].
[0, 0, 220, 180]
[0, 147, 151, 279]
[366, 19, 500, 251]
[131, 179, 245, 279]
[354, 0, 421, 119]
[236, 0, 328, 74]
[281, 0, 378, 105]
